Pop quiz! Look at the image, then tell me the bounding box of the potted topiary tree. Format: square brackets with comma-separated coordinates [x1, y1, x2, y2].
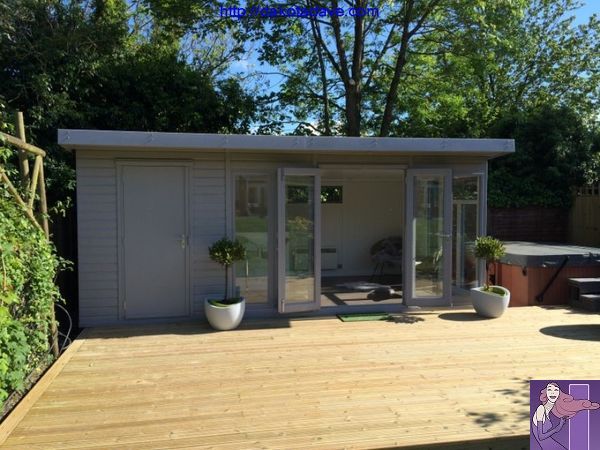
[471, 236, 510, 318]
[205, 237, 247, 330]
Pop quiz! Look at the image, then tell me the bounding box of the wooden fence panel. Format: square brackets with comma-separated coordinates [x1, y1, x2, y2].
[488, 207, 568, 242]
[569, 183, 600, 246]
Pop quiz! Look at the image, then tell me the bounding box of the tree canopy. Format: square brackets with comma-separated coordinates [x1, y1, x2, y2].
[0, 0, 255, 199]
[230, 0, 599, 139]
[0, 0, 598, 208]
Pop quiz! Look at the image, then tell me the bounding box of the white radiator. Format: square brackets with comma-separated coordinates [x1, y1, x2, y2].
[321, 247, 338, 270]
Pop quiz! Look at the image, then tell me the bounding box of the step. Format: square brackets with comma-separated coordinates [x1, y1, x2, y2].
[568, 278, 600, 294]
[570, 293, 600, 312]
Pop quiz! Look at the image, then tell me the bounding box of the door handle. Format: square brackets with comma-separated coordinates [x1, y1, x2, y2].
[180, 234, 187, 249]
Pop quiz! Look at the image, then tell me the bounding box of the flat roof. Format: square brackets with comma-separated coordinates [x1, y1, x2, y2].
[58, 129, 514, 157]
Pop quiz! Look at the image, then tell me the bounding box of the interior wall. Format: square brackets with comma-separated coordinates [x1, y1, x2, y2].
[321, 173, 404, 277]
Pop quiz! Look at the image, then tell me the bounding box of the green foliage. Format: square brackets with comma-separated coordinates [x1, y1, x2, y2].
[240, 0, 599, 138]
[208, 237, 246, 300]
[474, 236, 506, 290]
[0, 107, 65, 408]
[321, 186, 343, 203]
[0, 177, 64, 407]
[0, 0, 256, 207]
[488, 105, 598, 208]
[489, 286, 508, 296]
[84, 45, 255, 134]
[207, 298, 243, 307]
[208, 237, 246, 269]
[474, 236, 506, 264]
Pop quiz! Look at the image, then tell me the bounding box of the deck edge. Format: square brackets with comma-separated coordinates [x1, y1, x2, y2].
[394, 434, 529, 450]
[0, 328, 89, 445]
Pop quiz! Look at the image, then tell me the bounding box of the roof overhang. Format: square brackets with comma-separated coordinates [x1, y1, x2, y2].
[58, 129, 514, 158]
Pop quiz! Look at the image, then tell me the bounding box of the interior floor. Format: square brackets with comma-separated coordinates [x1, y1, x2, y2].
[321, 275, 403, 307]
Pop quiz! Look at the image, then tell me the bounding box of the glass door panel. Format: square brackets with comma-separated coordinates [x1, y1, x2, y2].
[234, 174, 270, 304]
[405, 169, 452, 305]
[452, 176, 479, 291]
[277, 169, 321, 312]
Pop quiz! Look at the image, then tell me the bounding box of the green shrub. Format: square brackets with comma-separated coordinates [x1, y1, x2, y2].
[208, 237, 246, 302]
[488, 106, 599, 208]
[474, 236, 506, 290]
[0, 170, 63, 408]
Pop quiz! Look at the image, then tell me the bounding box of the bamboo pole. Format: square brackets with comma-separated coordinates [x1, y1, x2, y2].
[0, 132, 46, 157]
[37, 161, 57, 358]
[28, 155, 42, 210]
[37, 162, 50, 239]
[15, 112, 30, 189]
[0, 166, 42, 231]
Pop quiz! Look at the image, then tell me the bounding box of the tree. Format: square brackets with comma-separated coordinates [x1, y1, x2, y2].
[235, 0, 598, 137]
[393, 0, 600, 138]
[248, 0, 465, 136]
[0, 0, 256, 203]
[488, 104, 599, 209]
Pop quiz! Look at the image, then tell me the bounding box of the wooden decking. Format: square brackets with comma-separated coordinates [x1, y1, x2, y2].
[2, 306, 600, 449]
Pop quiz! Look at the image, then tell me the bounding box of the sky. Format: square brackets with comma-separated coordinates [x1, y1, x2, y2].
[574, 1, 599, 24]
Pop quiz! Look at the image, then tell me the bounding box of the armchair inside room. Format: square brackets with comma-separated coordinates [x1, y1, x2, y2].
[370, 236, 403, 281]
[415, 246, 443, 283]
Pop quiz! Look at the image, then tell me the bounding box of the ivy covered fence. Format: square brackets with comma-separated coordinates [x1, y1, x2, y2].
[0, 110, 64, 411]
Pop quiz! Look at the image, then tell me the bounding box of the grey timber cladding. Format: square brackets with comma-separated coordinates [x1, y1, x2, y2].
[76, 153, 227, 326]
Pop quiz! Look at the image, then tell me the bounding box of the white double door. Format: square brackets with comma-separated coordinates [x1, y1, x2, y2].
[274, 167, 453, 313]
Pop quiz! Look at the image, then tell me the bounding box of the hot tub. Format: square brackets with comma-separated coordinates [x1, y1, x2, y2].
[495, 242, 600, 307]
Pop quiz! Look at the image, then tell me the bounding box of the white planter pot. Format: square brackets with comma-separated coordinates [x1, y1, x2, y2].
[204, 297, 245, 331]
[470, 286, 510, 318]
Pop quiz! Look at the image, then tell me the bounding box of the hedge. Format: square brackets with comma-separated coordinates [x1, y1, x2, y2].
[0, 163, 63, 409]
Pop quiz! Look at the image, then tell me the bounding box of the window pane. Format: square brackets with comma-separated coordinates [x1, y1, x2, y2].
[285, 176, 315, 303]
[414, 175, 444, 297]
[452, 176, 479, 290]
[235, 175, 269, 304]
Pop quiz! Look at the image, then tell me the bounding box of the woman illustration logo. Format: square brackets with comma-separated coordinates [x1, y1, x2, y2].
[532, 382, 599, 449]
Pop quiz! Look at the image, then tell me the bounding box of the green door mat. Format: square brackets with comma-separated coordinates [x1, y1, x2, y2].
[337, 312, 391, 322]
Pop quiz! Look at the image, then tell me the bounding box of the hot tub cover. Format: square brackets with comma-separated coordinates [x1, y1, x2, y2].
[500, 241, 600, 268]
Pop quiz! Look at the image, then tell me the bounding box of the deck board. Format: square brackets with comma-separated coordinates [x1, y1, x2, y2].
[2, 306, 599, 449]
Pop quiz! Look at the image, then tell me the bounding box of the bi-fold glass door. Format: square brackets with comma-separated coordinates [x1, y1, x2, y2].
[268, 166, 455, 312]
[277, 168, 321, 313]
[404, 169, 452, 306]
[234, 173, 272, 306]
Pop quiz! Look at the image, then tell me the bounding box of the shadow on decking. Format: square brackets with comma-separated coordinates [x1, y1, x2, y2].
[84, 318, 293, 340]
[389, 314, 425, 324]
[539, 324, 600, 341]
[437, 312, 491, 321]
[460, 378, 530, 450]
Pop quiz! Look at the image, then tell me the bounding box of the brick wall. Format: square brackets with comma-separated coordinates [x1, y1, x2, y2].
[487, 207, 568, 242]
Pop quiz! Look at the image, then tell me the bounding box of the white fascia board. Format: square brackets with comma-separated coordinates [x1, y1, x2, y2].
[58, 129, 515, 156]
